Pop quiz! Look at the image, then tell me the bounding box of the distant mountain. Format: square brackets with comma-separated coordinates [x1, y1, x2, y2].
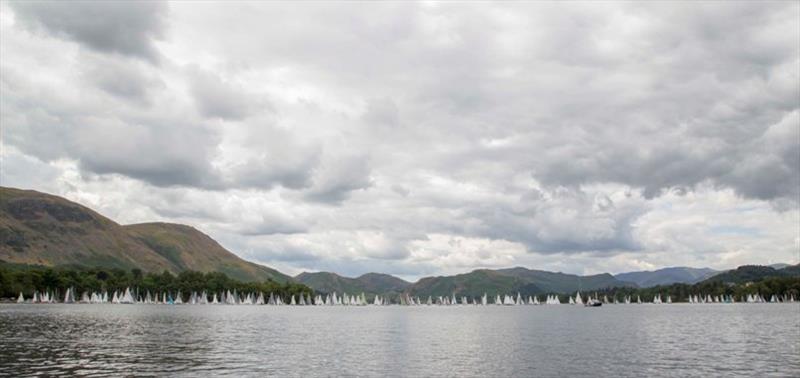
[406, 267, 635, 297]
[769, 263, 791, 270]
[784, 264, 800, 275]
[0, 187, 290, 283]
[614, 267, 719, 288]
[702, 264, 799, 284]
[295, 271, 411, 296]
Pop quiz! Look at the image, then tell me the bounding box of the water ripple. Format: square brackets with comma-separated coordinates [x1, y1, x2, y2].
[0, 304, 798, 377]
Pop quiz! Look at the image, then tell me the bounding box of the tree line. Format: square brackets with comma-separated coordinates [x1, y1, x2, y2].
[589, 276, 800, 302]
[0, 264, 312, 301]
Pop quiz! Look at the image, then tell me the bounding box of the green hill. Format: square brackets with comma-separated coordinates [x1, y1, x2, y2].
[406, 267, 635, 297]
[295, 271, 410, 296]
[614, 267, 719, 288]
[408, 269, 531, 298]
[0, 187, 290, 283]
[702, 264, 799, 284]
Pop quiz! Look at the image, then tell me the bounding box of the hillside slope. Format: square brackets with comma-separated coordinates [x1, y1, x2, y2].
[295, 271, 411, 296]
[615, 267, 719, 288]
[0, 187, 289, 283]
[124, 222, 290, 283]
[702, 264, 799, 284]
[406, 267, 635, 297]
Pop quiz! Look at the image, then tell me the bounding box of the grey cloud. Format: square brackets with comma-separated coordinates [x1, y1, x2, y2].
[1, 67, 221, 189]
[239, 215, 309, 236]
[227, 153, 318, 191]
[1, 62, 322, 192]
[363, 98, 399, 129]
[81, 54, 164, 104]
[10, 0, 167, 62]
[467, 188, 648, 254]
[188, 68, 258, 120]
[73, 117, 222, 188]
[304, 154, 373, 205]
[391, 184, 410, 197]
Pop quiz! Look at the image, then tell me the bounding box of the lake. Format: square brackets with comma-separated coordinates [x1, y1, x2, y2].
[0, 304, 798, 377]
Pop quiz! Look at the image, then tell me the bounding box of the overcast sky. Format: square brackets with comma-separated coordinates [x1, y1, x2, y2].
[1, 1, 798, 280]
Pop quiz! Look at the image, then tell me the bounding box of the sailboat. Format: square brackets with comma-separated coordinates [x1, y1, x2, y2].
[17, 292, 24, 303]
[574, 292, 584, 305]
[653, 294, 662, 304]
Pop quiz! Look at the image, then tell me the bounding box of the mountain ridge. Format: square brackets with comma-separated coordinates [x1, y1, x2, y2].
[3, 187, 797, 296]
[404, 267, 636, 297]
[614, 267, 719, 288]
[295, 271, 411, 296]
[0, 187, 290, 283]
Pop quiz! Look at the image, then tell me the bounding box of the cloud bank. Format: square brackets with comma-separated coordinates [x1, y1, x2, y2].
[1, 2, 798, 279]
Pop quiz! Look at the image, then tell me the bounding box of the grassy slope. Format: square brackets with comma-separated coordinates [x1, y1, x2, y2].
[614, 267, 719, 287]
[0, 187, 289, 283]
[295, 272, 411, 295]
[407, 267, 635, 297]
[125, 223, 290, 283]
[702, 264, 799, 284]
[408, 269, 531, 297]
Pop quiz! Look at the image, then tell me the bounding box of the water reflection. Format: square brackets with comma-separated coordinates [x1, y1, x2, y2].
[0, 304, 798, 377]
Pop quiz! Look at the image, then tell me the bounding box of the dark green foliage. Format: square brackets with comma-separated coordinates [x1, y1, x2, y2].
[0, 263, 312, 301]
[705, 265, 797, 284]
[592, 273, 800, 302]
[295, 271, 411, 299]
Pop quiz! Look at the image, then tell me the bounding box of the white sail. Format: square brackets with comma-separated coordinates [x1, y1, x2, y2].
[17, 292, 24, 303]
[574, 292, 584, 305]
[125, 290, 133, 303]
[174, 294, 183, 305]
[63, 288, 73, 303]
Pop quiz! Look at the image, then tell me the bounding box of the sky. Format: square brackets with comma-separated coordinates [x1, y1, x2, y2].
[0, 1, 798, 280]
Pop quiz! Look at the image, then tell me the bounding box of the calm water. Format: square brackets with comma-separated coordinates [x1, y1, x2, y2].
[0, 304, 798, 377]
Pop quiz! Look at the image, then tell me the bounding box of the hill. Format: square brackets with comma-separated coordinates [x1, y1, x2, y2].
[0, 187, 290, 283]
[295, 271, 411, 296]
[124, 222, 289, 283]
[614, 267, 719, 288]
[406, 267, 635, 297]
[702, 264, 799, 284]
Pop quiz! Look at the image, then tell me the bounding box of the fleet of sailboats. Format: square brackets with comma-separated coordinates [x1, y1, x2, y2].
[11, 288, 798, 306]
